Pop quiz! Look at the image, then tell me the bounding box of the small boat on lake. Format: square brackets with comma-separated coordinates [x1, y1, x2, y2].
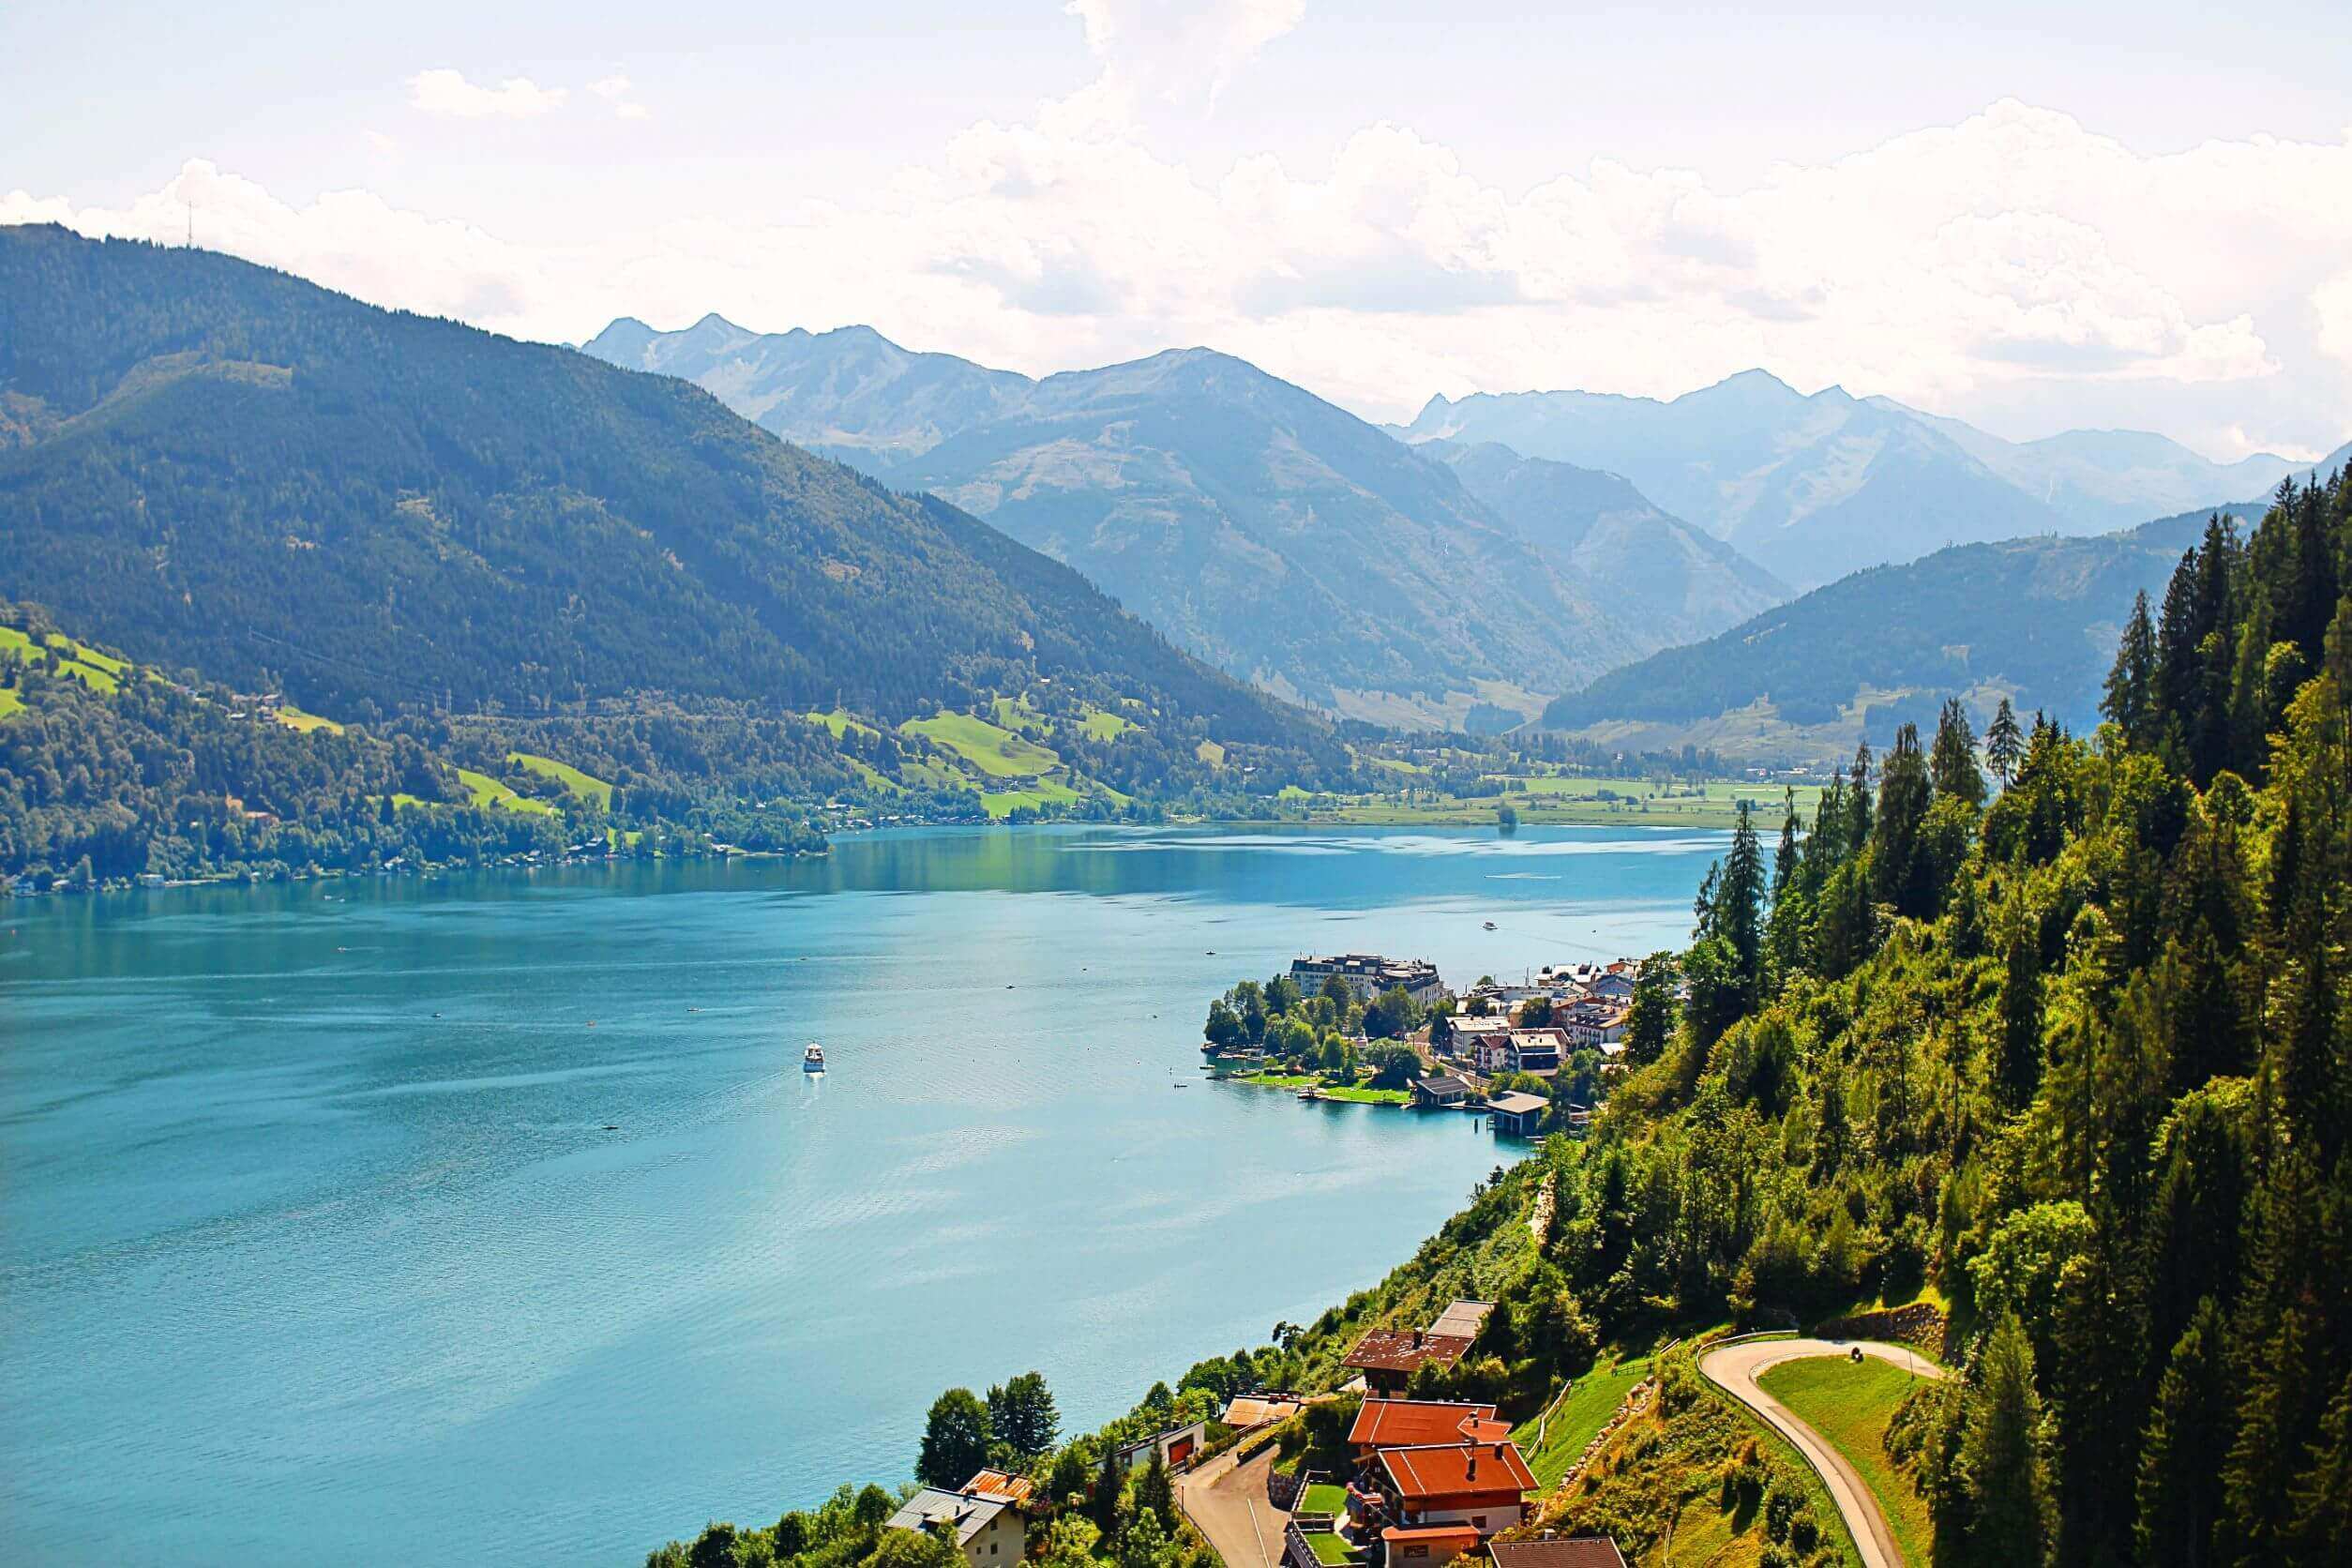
[803, 1043, 826, 1073]
[1483, 920, 1497, 930]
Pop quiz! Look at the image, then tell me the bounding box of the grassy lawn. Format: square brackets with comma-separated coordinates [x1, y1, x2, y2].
[1300, 1483, 1350, 1515]
[901, 711, 1062, 778]
[276, 704, 345, 733]
[509, 751, 614, 807]
[1078, 705, 1136, 741]
[1195, 739, 1227, 766]
[982, 777, 1082, 818]
[0, 687, 22, 720]
[1302, 1531, 1357, 1565]
[1757, 1357, 1935, 1568]
[1515, 1352, 1655, 1488]
[1235, 1071, 1319, 1090]
[453, 767, 561, 816]
[1317, 1082, 1410, 1105]
[806, 707, 879, 740]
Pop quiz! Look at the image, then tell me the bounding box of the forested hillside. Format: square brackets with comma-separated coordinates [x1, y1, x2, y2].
[0, 230, 1365, 867]
[1539, 501, 2257, 761]
[1486, 468, 2352, 1561]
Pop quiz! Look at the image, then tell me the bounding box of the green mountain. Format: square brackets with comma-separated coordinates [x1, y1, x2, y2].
[584, 319, 1752, 731]
[0, 227, 1340, 808]
[1422, 439, 1788, 651]
[1537, 501, 2269, 761]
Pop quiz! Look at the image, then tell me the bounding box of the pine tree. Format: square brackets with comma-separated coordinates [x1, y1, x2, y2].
[1715, 800, 1766, 1002]
[1870, 724, 1932, 916]
[1961, 1314, 2058, 1565]
[2104, 591, 2158, 748]
[1931, 697, 1987, 807]
[1997, 913, 2043, 1112]
[2136, 1298, 2231, 1567]
[1986, 696, 2027, 788]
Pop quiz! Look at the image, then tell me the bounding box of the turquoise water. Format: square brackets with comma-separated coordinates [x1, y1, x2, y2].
[0, 823, 1719, 1563]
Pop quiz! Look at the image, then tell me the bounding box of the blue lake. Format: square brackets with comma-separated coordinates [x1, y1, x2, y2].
[0, 823, 1721, 1563]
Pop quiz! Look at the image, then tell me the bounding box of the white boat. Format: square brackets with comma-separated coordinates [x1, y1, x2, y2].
[803, 1043, 826, 1073]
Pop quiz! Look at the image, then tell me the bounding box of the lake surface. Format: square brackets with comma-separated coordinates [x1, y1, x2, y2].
[0, 823, 1720, 1563]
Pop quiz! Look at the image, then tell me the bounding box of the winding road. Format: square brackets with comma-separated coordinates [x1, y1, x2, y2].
[1696, 1337, 1943, 1568]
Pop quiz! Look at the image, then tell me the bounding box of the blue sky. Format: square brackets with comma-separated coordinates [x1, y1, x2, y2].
[7, 1, 2351, 457]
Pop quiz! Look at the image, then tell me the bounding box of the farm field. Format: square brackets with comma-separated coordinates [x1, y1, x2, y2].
[901, 711, 1062, 778]
[454, 767, 561, 817]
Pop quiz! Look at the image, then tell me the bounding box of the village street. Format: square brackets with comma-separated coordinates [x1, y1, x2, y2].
[1175, 1446, 1289, 1568]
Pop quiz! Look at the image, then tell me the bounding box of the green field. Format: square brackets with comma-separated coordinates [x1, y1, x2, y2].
[0, 687, 23, 720]
[276, 704, 344, 733]
[0, 624, 126, 692]
[806, 707, 879, 741]
[1260, 773, 1822, 830]
[901, 711, 1063, 778]
[982, 777, 1083, 818]
[1078, 706, 1135, 741]
[454, 767, 561, 816]
[508, 751, 613, 807]
[1515, 1352, 1655, 1487]
[1196, 739, 1227, 766]
[1756, 1356, 1935, 1568]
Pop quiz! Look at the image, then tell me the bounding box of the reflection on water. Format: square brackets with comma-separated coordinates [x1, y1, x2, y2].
[0, 823, 1719, 1564]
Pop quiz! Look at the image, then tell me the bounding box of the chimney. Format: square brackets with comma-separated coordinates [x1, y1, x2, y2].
[1412, 1328, 1425, 1348]
[1466, 1451, 1477, 1481]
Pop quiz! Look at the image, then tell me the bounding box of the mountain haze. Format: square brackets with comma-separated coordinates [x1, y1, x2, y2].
[1420, 439, 1788, 651]
[1402, 371, 2334, 588]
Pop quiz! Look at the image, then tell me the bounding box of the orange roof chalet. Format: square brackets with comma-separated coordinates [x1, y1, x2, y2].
[1379, 1440, 1538, 1501]
[1348, 1399, 1499, 1450]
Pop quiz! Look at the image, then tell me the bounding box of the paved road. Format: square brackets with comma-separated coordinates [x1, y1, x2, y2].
[1176, 1446, 1289, 1568]
[1697, 1337, 1943, 1568]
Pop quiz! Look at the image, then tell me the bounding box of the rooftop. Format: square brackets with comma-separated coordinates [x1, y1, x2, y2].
[885, 1488, 1010, 1545]
[1343, 1330, 1474, 1375]
[1490, 1539, 1630, 1568]
[1347, 1399, 1498, 1450]
[1487, 1091, 1549, 1115]
[962, 1470, 1035, 1507]
[1426, 1299, 1496, 1339]
[1379, 1440, 1538, 1500]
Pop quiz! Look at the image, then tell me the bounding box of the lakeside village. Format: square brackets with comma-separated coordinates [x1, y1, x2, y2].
[1199, 952, 1659, 1143]
[788, 954, 1656, 1568]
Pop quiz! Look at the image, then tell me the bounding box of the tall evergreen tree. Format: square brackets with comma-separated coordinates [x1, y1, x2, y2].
[1931, 697, 1987, 807]
[1870, 724, 1933, 916]
[2136, 1297, 2231, 1567]
[2104, 590, 2159, 748]
[1714, 800, 1767, 1003]
[1961, 1314, 2059, 1566]
[1996, 912, 2044, 1112]
[1986, 695, 2027, 788]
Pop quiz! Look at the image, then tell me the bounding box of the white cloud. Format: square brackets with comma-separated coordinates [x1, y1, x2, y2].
[588, 72, 650, 120]
[8, 78, 2350, 457]
[407, 68, 567, 119]
[1064, 0, 1304, 108]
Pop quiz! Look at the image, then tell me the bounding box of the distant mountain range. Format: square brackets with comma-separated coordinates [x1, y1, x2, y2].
[1422, 440, 1790, 652]
[1537, 502, 2265, 762]
[1398, 371, 2340, 589]
[0, 228, 1329, 781]
[583, 316, 1782, 728]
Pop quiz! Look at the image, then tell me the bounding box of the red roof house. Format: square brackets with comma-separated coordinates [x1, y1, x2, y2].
[1347, 1400, 1499, 1460]
[1376, 1440, 1538, 1536]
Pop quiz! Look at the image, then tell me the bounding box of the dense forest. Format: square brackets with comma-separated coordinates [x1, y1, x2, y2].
[643, 464, 2350, 1567]
[1475, 471, 2352, 1562]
